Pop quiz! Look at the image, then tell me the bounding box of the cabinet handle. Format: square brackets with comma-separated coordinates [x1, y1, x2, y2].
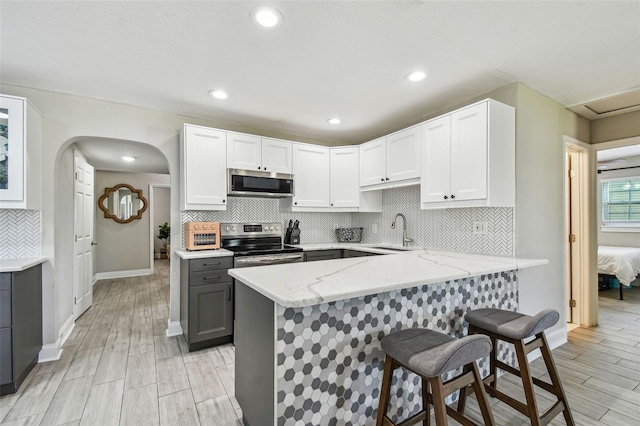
[451, 194, 455, 199]
[294, 202, 297, 205]
[222, 199, 226, 203]
[381, 178, 384, 182]
[385, 177, 389, 181]
[228, 287, 232, 301]
[331, 203, 334, 206]
[203, 275, 221, 281]
[258, 166, 261, 170]
[444, 195, 448, 200]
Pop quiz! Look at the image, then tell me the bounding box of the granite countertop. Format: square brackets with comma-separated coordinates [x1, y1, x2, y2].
[228, 249, 547, 308]
[0, 256, 48, 272]
[175, 249, 234, 260]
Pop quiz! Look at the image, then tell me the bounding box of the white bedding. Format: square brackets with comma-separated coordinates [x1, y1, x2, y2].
[598, 246, 640, 287]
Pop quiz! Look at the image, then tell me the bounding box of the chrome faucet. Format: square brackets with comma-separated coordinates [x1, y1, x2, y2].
[391, 213, 413, 247]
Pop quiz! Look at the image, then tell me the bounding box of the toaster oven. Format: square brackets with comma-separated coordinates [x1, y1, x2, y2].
[184, 222, 220, 250]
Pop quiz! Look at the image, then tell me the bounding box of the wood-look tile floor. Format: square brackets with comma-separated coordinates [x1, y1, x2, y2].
[1, 263, 640, 425]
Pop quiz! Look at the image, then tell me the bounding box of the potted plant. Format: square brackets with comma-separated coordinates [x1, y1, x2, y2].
[157, 222, 170, 259]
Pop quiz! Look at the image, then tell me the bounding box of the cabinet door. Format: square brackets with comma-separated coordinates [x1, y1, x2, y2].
[450, 103, 488, 201]
[359, 138, 386, 186]
[189, 282, 233, 343]
[0, 328, 11, 384]
[292, 144, 330, 208]
[330, 147, 359, 208]
[420, 116, 452, 204]
[184, 125, 227, 207]
[0, 96, 25, 202]
[227, 131, 262, 171]
[261, 138, 292, 174]
[386, 126, 421, 183]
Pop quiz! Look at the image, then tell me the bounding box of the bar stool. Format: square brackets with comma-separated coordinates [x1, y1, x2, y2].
[460, 308, 575, 426]
[376, 328, 495, 426]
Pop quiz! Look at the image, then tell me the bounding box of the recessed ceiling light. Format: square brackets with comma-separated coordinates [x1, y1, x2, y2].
[251, 6, 282, 28]
[122, 156, 136, 162]
[209, 89, 229, 100]
[407, 71, 426, 82]
[327, 118, 341, 125]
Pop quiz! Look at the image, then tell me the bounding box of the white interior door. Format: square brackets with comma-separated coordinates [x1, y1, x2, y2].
[74, 151, 94, 318]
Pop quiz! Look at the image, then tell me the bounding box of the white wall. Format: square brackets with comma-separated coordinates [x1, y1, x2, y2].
[94, 170, 170, 273]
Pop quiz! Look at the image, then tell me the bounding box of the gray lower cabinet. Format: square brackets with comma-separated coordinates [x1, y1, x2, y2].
[303, 250, 342, 262]
[0, 264, 43, 396]
[180, 257, 233, 351]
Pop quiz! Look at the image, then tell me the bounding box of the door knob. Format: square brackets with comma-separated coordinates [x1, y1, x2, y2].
[91, 241, 99, 246]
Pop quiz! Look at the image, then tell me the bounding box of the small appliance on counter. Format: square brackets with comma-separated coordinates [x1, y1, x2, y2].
[184, 222, 220, 250]
[284, 219, 301, 245]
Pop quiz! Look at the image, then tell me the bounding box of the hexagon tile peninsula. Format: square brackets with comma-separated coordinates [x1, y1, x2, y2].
[230, 249, 547, 425]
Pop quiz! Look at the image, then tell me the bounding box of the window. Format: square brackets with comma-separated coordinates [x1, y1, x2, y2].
[601, 177, 640, 227]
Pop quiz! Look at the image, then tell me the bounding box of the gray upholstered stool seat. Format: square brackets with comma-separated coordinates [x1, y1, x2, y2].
[460, 308, 574, 426]
[380, 328, 492, 378]
[377, 328, 495, 426]
[464, 308, 559, 340]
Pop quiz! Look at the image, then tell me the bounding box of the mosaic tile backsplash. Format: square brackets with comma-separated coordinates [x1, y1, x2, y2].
[0, 209, 41, 259]
[353, 186, 514, 255]
[275, 271, 519, 425]
[182, 186, 514, 256]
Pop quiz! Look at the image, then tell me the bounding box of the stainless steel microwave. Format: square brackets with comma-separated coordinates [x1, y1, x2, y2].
[227, 169, 294, 198]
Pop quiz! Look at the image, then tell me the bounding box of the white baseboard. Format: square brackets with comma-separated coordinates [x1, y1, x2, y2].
[39, 314, 77, 363]
[58, 315, 75, 348]
[92, 274, 98, 286]
[38, 344, 63, 363]
[94, 268, 151, 280]
[166, 320, 183, 337]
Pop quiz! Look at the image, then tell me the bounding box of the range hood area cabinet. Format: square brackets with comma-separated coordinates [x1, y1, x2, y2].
[180, 124, 228, 211]
[0, 95, 42, 210]
[226, 131, 293, 174]
[359, 125, 421, 190]
[280, 144, 381, 213]
[420, 99, 515, 209]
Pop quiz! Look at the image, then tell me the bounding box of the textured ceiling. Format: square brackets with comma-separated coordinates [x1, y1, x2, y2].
[1, 1, 639, 146]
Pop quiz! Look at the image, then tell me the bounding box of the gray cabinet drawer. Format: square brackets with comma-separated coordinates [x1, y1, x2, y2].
[189, 270, 232, 287]
[0, 274, 11, 291]
[189, 257, 233, 273]
[0, 290, 11, 328]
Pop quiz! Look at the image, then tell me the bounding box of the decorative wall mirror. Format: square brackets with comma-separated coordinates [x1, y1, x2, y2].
[98, 183, 148, 223]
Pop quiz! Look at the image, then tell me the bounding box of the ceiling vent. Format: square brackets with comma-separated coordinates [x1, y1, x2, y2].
[569, 88, 640, 120]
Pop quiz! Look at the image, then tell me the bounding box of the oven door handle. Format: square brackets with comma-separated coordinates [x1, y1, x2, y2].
[235, 253, 304, 267]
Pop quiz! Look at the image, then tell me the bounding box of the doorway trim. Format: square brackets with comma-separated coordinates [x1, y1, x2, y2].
[149, 183, 171, 274]
[563, 136, 597, 327]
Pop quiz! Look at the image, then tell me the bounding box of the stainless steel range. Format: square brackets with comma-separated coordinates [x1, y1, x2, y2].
[221, 222, 304, 268]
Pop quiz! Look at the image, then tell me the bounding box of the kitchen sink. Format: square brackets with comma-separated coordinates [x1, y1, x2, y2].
[369, 246, 411, 252]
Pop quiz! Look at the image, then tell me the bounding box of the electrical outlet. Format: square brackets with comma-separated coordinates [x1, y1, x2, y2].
[371, 223, 378, 234]
[473, 221, 488, 235]
[333, 223, 339, 230]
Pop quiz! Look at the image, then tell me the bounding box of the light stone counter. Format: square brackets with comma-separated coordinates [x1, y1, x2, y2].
[0, 256, 48, 272]
[229, 249, 547, 308]
[175, 249, 234, 259]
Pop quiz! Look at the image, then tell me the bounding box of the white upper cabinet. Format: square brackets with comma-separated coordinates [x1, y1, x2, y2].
[291, 143, 330, 208]
[181, 124, 227, 210]
[261, 138, 293, 174]
[330, 147, 359, 208]
[359, 126, 421, 189]
[227, 132, 292, 174]
[386, 126, 421, 183]
[226, 132, 262, 171]
[420, 99, 515, 209]
[359, 138, 386, 186]
[0, 95, 42, 210]
[420, 115, 451, 203]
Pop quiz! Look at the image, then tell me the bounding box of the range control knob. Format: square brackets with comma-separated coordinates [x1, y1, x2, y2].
[224, 226, 229, 232]
[275, 225, 280, 231]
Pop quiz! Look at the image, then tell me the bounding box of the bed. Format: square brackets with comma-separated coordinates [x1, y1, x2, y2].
[598, 246, 640, 299]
